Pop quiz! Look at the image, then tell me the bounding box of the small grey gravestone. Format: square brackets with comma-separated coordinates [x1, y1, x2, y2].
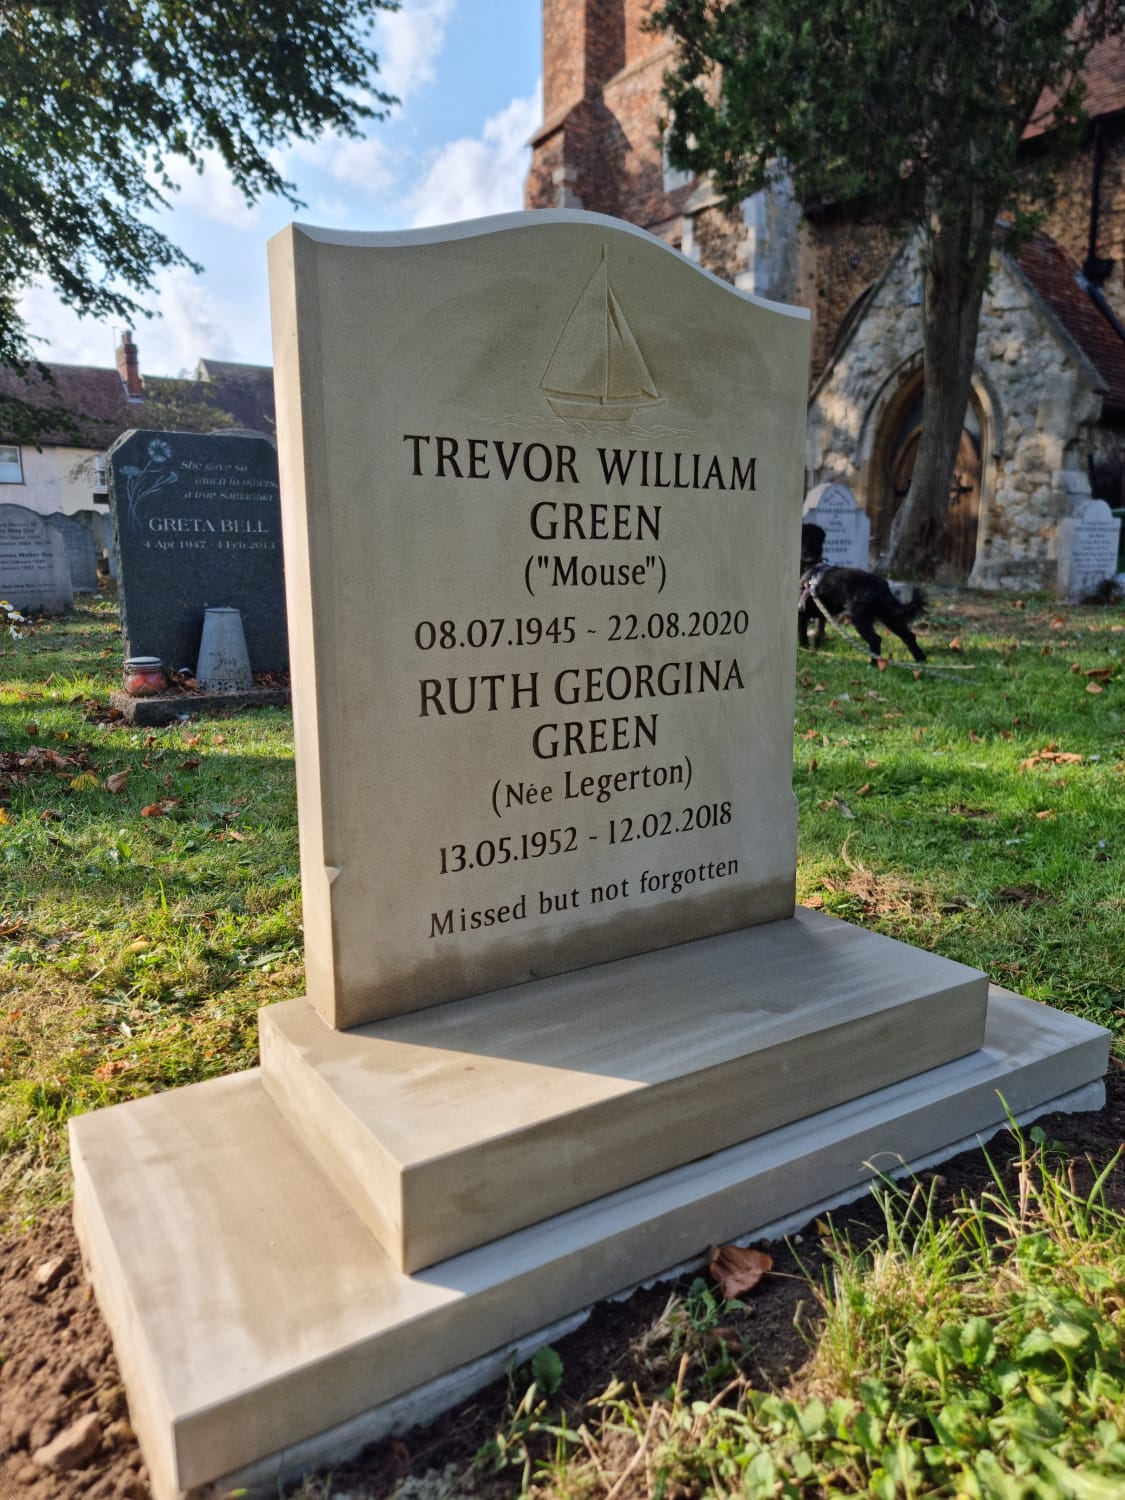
[46, 512, 100, 592]
[1057, 498, 1122, 604]
[74, 509, 114, 576]
[802, 482, 870, 568]
[0, 504, 73, 614]
[108, 430, 287, 672]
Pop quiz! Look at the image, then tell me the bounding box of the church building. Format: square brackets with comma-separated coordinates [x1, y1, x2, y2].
[526, 2, 1125, 586]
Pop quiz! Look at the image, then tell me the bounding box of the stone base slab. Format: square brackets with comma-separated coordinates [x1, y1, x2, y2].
[206, 1075, 1108, 1500]
[70, 987, 1108, 1500]
[109, 687, 290, 726]
[260, 908, 988, 1270]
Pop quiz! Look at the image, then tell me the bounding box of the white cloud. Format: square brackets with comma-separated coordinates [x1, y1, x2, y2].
[376, 0, 456, 101]
[20, 266, 270, 377]
[17, 283, 119, 368]
[326, 134, 399, 196]
[405, 88, 541, 228]
[164, 149, 260, 231]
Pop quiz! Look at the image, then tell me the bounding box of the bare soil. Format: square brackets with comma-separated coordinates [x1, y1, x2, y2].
[2, 1062, 1122, 1500]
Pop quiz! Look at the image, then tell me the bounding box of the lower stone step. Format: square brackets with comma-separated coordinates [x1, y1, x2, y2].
[70, 986, 1107, 1500]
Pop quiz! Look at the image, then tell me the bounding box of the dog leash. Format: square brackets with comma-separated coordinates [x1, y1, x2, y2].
[801, 579, 976, 677]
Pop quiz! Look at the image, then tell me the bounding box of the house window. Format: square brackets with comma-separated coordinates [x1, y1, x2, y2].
[0, 445, 23, 483]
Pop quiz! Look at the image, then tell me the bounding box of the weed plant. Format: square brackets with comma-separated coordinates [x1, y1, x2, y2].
[477, 1128, 1125, 1498]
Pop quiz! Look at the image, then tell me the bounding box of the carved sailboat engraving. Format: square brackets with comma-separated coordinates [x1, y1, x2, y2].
[541, 249, 664, 422]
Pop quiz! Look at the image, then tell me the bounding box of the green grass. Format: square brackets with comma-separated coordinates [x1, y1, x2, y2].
[0, 599, 303, 1224]
[2, 588, 1124, 1496]
[793, 592, 1125, 1030]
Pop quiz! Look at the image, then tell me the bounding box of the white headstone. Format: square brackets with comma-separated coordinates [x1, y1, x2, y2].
[1057, 498, 1121, 604]
[802, 482, 870, 568]
[0, 504, 74, 614]
[270, 211, 811, 1028]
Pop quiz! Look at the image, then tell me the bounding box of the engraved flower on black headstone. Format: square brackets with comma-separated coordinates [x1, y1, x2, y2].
[122, 439, 179, 528]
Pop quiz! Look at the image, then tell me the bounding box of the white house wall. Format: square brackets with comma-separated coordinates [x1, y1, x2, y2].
[3, 444, 108, 520]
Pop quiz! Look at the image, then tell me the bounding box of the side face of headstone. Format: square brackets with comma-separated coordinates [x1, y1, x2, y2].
[108, 431, 287, 671]
[0, 504, 74, 614]
[1057, 499, 1121, 604]
[802, 483, 870, 568]
[46, 512, 100, 592]
[270, 212, 810, 1028]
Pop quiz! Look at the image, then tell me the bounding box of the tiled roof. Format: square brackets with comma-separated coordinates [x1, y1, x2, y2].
[1012, 230, 1125, 409]
[0, 356, 276, 448]
[1025, 31, 1125, 139]
[0, 363, 137, 447]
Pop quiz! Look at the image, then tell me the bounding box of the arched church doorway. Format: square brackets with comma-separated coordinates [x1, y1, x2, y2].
[872, 374, 983, 576]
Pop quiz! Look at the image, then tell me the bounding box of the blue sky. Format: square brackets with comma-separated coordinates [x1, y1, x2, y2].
[20, 0, 543, 377]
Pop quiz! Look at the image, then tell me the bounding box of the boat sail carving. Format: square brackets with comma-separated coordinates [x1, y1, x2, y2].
[541, 250, 664, 422]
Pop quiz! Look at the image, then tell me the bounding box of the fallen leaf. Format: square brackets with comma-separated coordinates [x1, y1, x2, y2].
[184, 734, 202, 748]
[24, 721, 37, 736]
[855, 782, 873, 796]
[709, 1244, 773, 1299]
[1035, 809, 1057, 820]
[69, 772, 98, 791]
[1050, 616, 1065, 629]
[94, 1061, 127, 1081]
[178, 758, 201, 771]
[876, 657, 888, 671]
[1041, 645, 1052, 656]
[39, 809, 63, 823]
[1085, 667, 1113, 680]
[144, 734, 157, 748]
[808, 757, 818, 772]
[141, 798, 182, 818]
[948, 637, 963, 653]
[1087, 681, 1104, 695]
[968, 731, 983, 743]
[211, 734, 227, 746]
[0, 808, 10, 826]
[128, 938, 152, 953]
[104, 770, 130, 793]
[0, 919, 24, 937]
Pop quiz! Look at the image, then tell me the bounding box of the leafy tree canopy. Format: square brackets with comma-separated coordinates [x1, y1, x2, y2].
[0, 0, 397, 428]
[652, 0, 1124, 576]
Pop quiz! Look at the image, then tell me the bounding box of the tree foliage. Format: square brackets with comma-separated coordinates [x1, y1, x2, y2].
[0, 0, 397, 387]
[653, 0, 1125, 576]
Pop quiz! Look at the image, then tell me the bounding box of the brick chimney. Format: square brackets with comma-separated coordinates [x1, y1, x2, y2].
[116, 330, 144, 400]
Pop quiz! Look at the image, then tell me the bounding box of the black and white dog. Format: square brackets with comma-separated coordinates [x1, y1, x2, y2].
[799, 523, 927, 662]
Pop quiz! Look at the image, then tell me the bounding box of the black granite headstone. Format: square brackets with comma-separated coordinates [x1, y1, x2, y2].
[108, 430, 287, 672]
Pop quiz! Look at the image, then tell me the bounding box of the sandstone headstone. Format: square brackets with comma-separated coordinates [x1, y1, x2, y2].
[108, 430, 287, 671]
[270, 215, 810, 1028]
[1057, 498, 1121, 604]
[0, 504, 73, 614]
[46, 512, 100, 592]
[802, 482, 870, 568]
